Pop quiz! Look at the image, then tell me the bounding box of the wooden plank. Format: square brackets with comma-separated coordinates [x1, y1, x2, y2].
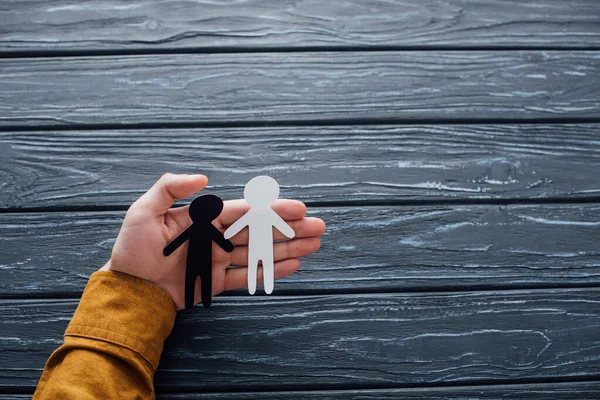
[1, 51, 598, 127]
[1, 0, 599, 53]
[2, 124, 600, 208]
[2, 204, 599, 296]
[1, 289, 599, 389]
[3, 382, 600, 399]
[158, 382, 600, 399]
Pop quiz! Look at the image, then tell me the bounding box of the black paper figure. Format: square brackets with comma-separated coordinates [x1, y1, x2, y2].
[163, 195, 233, 309]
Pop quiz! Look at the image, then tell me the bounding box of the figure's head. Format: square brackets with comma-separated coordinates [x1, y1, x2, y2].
[244, 175, 279, 207]
[188, 194, 224, 222]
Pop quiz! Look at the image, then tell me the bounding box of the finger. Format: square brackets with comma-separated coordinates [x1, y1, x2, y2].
[135, 173, 208, 215]
[224, 258, 301, 292]
[229, 217, 326, 245]
[230, 237, 321, 266]
[216, 199, 307, 228]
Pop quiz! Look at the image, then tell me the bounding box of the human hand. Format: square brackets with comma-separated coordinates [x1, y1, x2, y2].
[103, 173, 326, 310]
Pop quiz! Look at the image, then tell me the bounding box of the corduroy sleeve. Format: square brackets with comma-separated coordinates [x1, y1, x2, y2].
[33, 270, 177, 399]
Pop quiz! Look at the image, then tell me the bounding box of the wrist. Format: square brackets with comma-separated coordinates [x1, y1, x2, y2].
[102, 259, 180, 310]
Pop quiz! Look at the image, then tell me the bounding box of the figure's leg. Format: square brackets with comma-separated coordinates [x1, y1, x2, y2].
[185, 262, 196, 309]
[262, 251, 275, 295]
[248, 248, 259, 295]
[200, 257, 212, 308]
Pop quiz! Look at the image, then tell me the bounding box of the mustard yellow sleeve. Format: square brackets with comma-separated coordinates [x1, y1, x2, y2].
[33, 270, 177, 399]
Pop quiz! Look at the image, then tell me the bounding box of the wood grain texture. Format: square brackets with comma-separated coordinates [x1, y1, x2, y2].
[3, 382, 600, 399]
[157, 381, 600, 399]
[1, 51, 598, 127]
[2, 204, 599, 296]
[2, 124, 600, 208]
[1, 289, 599, 389]
[1, 0, 599, 52]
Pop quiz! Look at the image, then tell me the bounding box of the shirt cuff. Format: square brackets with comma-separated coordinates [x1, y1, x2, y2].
[65, 270, 177, 370]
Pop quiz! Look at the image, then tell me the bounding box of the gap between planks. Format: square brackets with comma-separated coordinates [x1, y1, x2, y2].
[3, 45, 600, 60]
[114, 375, 600, 394]
[3, 196, 600, 214]
[3, 117, 600, 133]
[3, 284, 600, 301]
[1, 372, 600, 396]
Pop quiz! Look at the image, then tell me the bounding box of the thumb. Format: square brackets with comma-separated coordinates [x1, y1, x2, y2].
[135, 173, 208, 215]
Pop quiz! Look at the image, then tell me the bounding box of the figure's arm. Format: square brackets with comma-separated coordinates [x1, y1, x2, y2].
[163, 226, 192, 256]
[210, 224, 234, 252]
[270, 212, 296, 239]
[223, 214, 249, 239]
[33, 270, 176, 399]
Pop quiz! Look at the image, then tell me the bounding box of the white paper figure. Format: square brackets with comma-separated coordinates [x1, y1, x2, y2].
[224, 176, 295, 294]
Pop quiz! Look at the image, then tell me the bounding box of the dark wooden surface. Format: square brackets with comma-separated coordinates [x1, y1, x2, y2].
[3, 381, 600, 399]
[2, 124, 600, 209]
[2, 289, 600, 390]
[1, 0, 599, 398]
[1, 0, 600, 53]
[2, 204, 600, 296]
[1, 51, 599, 128]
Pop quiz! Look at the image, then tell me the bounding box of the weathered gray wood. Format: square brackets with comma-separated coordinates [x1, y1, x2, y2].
[2, 124, 600, 208]
[1, 289, 599, 389]
[1, 51, 598, 127]
[157, 381, 600, 399]
[2, 204, 599, 296]
[3, 381, 600, 399]
[1, 0, 599, 53]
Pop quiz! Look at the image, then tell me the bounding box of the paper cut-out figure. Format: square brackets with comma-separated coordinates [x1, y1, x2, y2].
[164, 194, 233, 309]
[224, 176, 295, 295]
